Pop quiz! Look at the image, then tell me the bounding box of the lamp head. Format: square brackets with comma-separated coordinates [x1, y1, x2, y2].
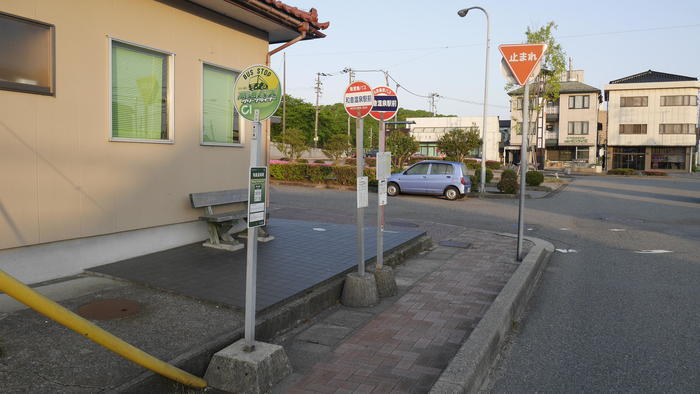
[457, 8, 469, 17]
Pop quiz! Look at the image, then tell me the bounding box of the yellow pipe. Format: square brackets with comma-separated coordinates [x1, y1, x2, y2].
[0, 269, 207, 389]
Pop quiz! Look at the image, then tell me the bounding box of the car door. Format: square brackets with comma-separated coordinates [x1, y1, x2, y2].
[397, 163, 430, 193]
[425, 163, 454, 194]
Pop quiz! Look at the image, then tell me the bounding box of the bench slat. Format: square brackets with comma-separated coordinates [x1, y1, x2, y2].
[190, 189, 248, 208]
[199, 211, 247, 223]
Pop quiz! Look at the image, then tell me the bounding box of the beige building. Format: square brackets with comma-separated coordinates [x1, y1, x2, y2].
[0, 0, 328, 283]
[508, 70, 601, 167]
[604, 70, 699, 171]
[407, 116, 501, 162]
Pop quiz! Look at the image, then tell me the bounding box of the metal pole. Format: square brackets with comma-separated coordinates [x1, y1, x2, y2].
[376, 113, 385, 269]
[517, 83, 529, 261]
[282, 52, 286, 144]
[479, 10, 490, 195]
[314, 72, 320, 149]
[245, 113, 261, 351]
[356, 117, 365, 276]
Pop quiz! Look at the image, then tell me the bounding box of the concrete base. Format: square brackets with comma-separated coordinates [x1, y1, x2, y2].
[341, 272, 378, 307]
[202, 241, 244, 252]
[369, 265, 398, 298]
[204, 339, 292, 394]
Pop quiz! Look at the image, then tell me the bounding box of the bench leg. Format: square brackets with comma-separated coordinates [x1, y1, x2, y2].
[237, 225, 275, 242]
[203, 222, 244, 252]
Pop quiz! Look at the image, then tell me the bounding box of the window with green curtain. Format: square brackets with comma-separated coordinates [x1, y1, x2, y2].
[111, 41, 168, 140]
[203, 64, 239, 144]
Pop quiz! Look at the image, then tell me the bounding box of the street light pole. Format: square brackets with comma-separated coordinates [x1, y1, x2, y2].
[458, 6, 490, 196]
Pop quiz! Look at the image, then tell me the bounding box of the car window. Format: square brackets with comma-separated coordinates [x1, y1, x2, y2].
[430, 163, 453, 175]
[460, 163, 468, 175]
[405, 163, 430, 175]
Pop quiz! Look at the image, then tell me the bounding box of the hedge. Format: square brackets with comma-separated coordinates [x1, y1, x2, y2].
[269, 163, 376, 185]
[642, 170, 667, 176]
[608, 168, 637, 176]
[497, 177, 518, 194]
[525, 170, 544, 186]
[501, 169, 518, 180]
[469, 168, 493, 186]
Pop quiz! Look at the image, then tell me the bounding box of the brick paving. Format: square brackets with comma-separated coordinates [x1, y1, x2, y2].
[284, 230, 524, 393]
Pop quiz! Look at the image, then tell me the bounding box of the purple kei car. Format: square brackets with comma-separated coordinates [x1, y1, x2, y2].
[387, 160, 471, 201]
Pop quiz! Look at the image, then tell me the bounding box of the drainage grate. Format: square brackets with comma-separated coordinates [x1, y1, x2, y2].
[76, 299, 142, 320]
[438, 240, 472, 249]
[386, 221, 419, 228]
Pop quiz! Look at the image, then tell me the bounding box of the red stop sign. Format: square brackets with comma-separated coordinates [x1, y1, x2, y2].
[343, 81, 373, 118]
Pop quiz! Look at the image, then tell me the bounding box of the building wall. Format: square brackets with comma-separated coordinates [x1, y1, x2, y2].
[406, 117, 501, 161]
[0, 0, 268, 252]
[557, 92, 598, 147]
[606, 83, 699, 147]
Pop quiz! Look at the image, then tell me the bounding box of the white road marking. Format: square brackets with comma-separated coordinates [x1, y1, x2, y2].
[559, 228, 570, 231]
[634, 250, 672, 254]
[527, 228, 534, 231]
[555, 248, 578, 253]
[384, 230, 399, 234]
[312, 228, 327, 232]
[609, 228, 626, 232]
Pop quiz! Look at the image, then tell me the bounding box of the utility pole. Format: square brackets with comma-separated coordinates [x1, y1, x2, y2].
[429, 93, 438, 116]
[345, 68, 355, 139]
[314, 72, 322, 148]
[282, 52, 286, 143]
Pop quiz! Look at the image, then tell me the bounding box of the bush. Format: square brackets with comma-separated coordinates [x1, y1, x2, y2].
[313, 159, 326, 164]
[497, 177, 518, 194]
[344, 158, 356, 165]
[269, 163, 307, 181]
[296, 158, 308, 163]
[469, 168, 494, 186]
[331, 166, 357, 185]
[643, 170, 668, 176]
[306, 165, 332, 183]
[501, 169, 518, 180]
[608, 168, 637, 176]
[280, 157, 290, 162]
[486, 160, 502, 170]
[526, 170, 544, 186]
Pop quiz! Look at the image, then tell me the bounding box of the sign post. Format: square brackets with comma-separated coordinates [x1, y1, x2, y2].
[498, 43, 547, 261]
[370, 86, 398, 270]
[234, 64, 281, 351]
[344, 81, 373, 276]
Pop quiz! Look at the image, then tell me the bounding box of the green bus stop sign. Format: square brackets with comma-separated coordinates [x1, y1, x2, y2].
[234, 65, 282, 122]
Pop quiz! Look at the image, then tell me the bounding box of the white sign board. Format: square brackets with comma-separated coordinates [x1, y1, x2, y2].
[376, 152, 392, 180]
[378, 179, 387, 206]
[357, 176, 368, 208]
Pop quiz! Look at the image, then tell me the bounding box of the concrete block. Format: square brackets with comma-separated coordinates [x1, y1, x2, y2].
[368, 265, 398, 298]
[341, 272, 378, 307]
[204, 339, 292, 394]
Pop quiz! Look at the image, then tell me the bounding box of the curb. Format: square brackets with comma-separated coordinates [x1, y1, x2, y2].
[429, 235, 554, 394]
[108, 233, 432, 393]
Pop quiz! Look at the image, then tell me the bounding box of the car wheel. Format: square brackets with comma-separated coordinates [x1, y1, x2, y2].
[387, 182, 400, 196]
[444, 186, 460, 201]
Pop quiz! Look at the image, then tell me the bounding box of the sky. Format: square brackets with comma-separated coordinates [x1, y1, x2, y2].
[268, 0, 700, 120]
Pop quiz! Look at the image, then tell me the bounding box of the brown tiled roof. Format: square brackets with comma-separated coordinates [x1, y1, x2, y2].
[261, 0, 330, 31]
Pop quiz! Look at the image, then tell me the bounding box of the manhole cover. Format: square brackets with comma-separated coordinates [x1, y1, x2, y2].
[386, 221, 419, 228]
[76, 299, 142, 320]
[439, 240, 472, 249]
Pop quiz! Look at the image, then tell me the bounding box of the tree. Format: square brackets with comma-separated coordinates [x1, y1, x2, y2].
[321, 134, 351, 164]
[273, 128, 308, 160]
[386, 132, 419, 169]
[437, 127, 481, 163]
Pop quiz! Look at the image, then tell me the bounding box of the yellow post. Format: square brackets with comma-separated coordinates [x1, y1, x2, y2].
[0, 269, 207, 389]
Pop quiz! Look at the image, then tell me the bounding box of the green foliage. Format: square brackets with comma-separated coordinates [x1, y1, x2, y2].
[313, 159, 325, 164]
[501, 169, 518, 180]
[486, 160, 502, 170]
[525, 22, 567, 104]
[469, 168, 493, 186]
[273, 128, 308, 160]
[387, 132, 419, 168]
[321, 134, 350, 164]
[296, 158, 308, 163]
[269, 163, 307, 181]
[642, 170, 667, 176]
[608, 168, 637, 176]
[331, 166, 357, 185]
[306, 165, 332, 182]
[437, 127, 481, 163]
[526, 170, 545, 186]
[497, 177, 518, 194]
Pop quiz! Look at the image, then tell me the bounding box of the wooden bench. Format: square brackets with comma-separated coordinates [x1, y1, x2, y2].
[189, 189, 274, 251]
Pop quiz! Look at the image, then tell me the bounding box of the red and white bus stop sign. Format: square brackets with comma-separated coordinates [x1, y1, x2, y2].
[369, 86, 398, 121]
[343, 81, 373, 118]
[498, 43, 547, 86]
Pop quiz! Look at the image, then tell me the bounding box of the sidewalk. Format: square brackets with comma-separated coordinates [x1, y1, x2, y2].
[273, 228, 532, 393]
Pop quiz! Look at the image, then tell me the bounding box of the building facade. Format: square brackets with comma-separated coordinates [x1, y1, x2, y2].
[604, 70, 699, 171]
[508, 70, 601, 168]
[0, 0, 327, 283]
[406, 116, 501, 162]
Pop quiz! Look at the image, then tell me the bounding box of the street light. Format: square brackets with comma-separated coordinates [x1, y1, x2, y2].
[458, 6, 490, 196]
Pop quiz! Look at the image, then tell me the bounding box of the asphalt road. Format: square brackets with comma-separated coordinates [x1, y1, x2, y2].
[270, 174, 700, 392]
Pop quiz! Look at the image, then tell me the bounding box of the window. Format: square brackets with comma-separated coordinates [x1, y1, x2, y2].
[568, 95, 590, 109]
[651, 147, 686, 170]
[405, 163, 429, 175]
[0, 12, 54, 95]
[659, 123, 695, 134]
[619, 124, 647, 134]
[202, 64, 240, 145]
[620, 96, 648, 107]
[568, 121, 589, 135]
[513, 98, 523, 110]
[111, 40, 171, 141]
[660, 95, 697, 106]
[419, 142, 438, 157]
[429, 163, 453, 175]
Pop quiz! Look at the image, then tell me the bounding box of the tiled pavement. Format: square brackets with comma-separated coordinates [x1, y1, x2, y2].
[279, 229, 527, 393]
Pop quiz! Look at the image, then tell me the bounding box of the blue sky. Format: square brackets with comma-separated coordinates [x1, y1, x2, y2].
[269, 0, 700, 119]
